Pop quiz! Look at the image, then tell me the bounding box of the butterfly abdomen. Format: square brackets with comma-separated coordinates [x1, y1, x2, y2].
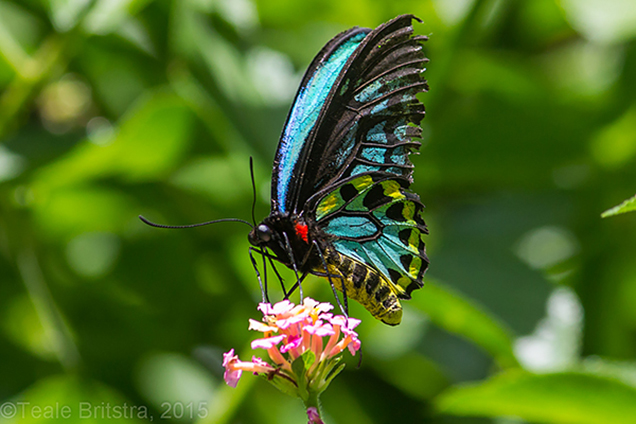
[321, 246, 403, 325]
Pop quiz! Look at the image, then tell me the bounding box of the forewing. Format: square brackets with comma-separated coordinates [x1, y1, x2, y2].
[271, 26, 370, 214]
[272, 14, 428, 214]
[303, 14, 428, 211]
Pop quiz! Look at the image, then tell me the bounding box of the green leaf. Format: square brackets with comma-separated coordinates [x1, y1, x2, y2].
[32, 186, 134, 239]
[31, 90, 192, 193]
[170, 155, 253, 207]
[135, 352, 215, 409]
[262, 372, 298, 398]
[591, 106, 636, 168]
[413, 279, 519, 368]
[0, 2, 42, 75]
[319, 362, 345, 393]
[582, 357, 636, 388]
[318, 356, 344, 391]
[6, 374, 147, 424]
[602, 194, 636, 217]
[560, 0, 636, 44]
[292, 356, 309, 400]
[371, 353, 450, 400]
[436, 370, 636, 424]
[48, 0, 92, 32]
[302, 349, 316, 368]
[83, 0, 155, 35]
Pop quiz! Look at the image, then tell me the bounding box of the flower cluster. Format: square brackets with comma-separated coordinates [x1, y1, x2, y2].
[223, 298, 361, 422]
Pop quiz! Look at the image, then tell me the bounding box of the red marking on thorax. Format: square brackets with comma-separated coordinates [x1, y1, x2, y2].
[295, 222, 309, 243]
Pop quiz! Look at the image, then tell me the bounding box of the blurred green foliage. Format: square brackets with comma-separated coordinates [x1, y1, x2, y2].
[1, 0, 636, 423]
[602, 194, 636, 217]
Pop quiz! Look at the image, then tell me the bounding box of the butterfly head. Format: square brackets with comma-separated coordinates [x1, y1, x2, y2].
[248, 218, 294, 268]
[248, 223, 273, 247]
[248, 215, 315, 270]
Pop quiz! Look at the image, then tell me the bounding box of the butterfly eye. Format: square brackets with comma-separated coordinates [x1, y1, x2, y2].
[249, 225, 272, 246]
[256, 224, 272, 243]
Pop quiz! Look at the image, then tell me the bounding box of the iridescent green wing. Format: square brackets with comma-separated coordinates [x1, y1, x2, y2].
[315, 175, 428, 299]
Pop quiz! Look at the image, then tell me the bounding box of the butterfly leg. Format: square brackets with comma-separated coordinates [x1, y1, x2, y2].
[312, 241, 349, 319]
[282, 232, 303, 300]
[248, 246, 270, 303]
[267, 255, 289, 299]
[260, 247, 269, 302]
[312, 270, 345, 279]
[284, 271, 309, 299]
[248, 246, 290, 299]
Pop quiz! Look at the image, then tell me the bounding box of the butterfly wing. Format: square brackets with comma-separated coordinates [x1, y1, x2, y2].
[271, 25, 371, 214]
[270, 15, 429, 320]
[315, 174, 428, 302]
[271, 14, 428, 214]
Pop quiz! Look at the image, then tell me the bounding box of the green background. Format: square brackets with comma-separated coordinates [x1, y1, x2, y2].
[1, 0, 636, 423]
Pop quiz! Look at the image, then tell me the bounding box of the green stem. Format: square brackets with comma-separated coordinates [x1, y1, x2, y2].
[196, 375, 256, 424]
[303, 391, 324, 424]
[17, 247, 81, 370]
[304, 391, 320, 410]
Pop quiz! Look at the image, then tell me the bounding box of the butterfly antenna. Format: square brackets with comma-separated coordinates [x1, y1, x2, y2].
[139, 215, 253, 229]
[249, 156, 257, 226]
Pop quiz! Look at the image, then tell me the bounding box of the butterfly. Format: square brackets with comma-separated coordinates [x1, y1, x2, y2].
[247, 15, 430, 325]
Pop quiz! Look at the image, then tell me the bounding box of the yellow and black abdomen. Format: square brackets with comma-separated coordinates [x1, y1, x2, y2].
[317, 246, 403, 325]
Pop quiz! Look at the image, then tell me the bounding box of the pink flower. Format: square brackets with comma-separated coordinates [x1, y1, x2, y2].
[317, 315, 361, 357]
[304, 320, 335, 337]
[347, 337, 362, 355]
[276, 312, 309, 329]
[222, 349, 276, 387]
[222, 349, 242, 388]
[251, 334, 285, 350]
[248, 319, 278, 333]
[224, 297, 361, 417]
[250, 356, 271, 373]
[249, 298, 362, 364]
[307, 298, 334, 315]
[307, 407, 324, 424]
[280, 334, 303, 353]
[258, 299, 294, 316]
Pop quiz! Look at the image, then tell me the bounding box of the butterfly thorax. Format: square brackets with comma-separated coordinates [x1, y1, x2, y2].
[248, 213, 328, 272]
